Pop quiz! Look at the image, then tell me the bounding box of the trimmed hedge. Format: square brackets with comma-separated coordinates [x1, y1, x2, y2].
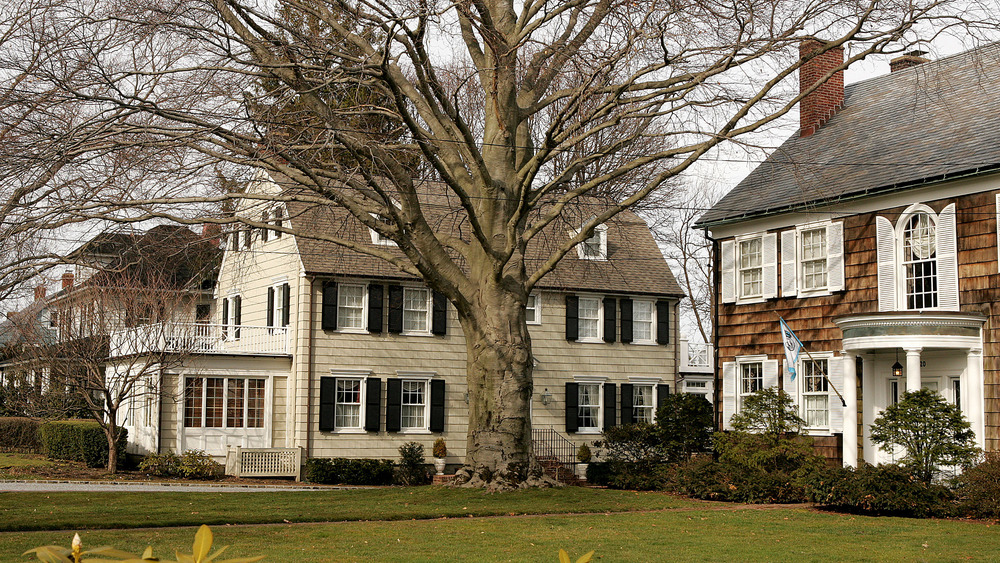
[0, 417, 40, 453]
[305, 457, 395, 485]
[139, 450, 223, 480]
[806, 463, 955, 518]
[37, 420, 127, 468]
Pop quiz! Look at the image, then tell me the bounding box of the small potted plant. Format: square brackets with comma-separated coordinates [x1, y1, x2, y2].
[576, 444, 591, 480]
[432, 438, 447, 475]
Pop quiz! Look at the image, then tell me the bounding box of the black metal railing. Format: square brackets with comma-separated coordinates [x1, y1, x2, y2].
[531, 427, 579, 482]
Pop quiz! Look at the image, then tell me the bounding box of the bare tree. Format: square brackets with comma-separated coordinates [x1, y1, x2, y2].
[1, 0, 997, 487]
[6, 227, 219, 472]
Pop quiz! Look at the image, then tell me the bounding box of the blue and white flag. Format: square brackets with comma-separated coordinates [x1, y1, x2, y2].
[779, 317, 803, 381]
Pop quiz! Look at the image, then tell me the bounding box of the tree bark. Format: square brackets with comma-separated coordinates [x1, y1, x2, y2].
[104, 415, 119, 475]
[451, 282, 557, 491]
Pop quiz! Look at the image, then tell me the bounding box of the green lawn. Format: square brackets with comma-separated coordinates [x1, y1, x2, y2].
[4, 508, 999, 562]
[0, 487, 693, 532]
[0, 455, 54, 470]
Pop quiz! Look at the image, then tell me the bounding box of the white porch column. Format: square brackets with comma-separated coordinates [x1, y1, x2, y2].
[841, 351, 858, 468]
[905, 347, 922, 392]
[967, 348, 985, 449]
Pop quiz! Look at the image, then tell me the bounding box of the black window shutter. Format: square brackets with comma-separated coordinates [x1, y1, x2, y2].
[565, 295, 579, 341]
[656, 300, 670, 344]
[620, 298, 633, 344]
[281, 283, 291, 326]
[261, 211, 269, 242]
[429, 379, 446, 432]
[431, 291, 447, 335]
[603, 297, 617, 343]
[321, 282, 338, 331]
[620, 383, 634, 424]
[319, 377, 336, 431]
[365, 378, 381, 432]
[603, 383, 617, 430]
[266, 287, 275, 327]
[274, 207, 283, 238]
[385, 378, 402, 432]
[221, 298, 229, 338]
[368, 284, 383, 333]
[233, 296, 242, 339]
[387, 285, 404, 333]
[565, 382, 579, 432]
[657, 384, 670, 408]
[230, 233, 239, 252]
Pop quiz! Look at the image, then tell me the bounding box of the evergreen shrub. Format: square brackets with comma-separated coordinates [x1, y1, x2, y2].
[37, 420, 126, 468]
[0, 417, 40, 452]
[956, 453, 1000, 519]
[806, 463, 954, 518]
[305, 457, 395, 485]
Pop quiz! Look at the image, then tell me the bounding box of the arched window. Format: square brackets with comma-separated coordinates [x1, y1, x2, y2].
[875, 203, 958, 312]
[901, 211, 938, 309]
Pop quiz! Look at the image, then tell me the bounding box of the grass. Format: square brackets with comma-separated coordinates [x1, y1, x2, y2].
[0, 487, 694, 532]
[4, 508, 1000, 562]
[0, 454, 54, 470]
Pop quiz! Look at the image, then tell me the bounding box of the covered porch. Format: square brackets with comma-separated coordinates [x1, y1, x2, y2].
[833, 312, 986, 467]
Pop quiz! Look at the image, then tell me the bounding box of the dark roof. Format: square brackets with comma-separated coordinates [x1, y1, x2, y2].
[696, 42, 1000, 228]
[284, 183, 683, 297]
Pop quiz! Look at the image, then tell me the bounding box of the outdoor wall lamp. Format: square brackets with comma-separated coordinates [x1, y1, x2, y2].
[892, 349, 903, 378]
[540, 388, 552, 405]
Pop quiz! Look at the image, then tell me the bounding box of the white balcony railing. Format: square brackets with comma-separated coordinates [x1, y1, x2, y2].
[110, 323, 290, 357]
[680, 340, 713, 373]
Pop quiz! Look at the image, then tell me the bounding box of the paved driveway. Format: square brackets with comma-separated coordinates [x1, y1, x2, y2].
[0, 480, 332, 493]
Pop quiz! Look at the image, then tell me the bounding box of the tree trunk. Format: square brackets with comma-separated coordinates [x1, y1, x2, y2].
[104, 416, 119, 475]
[450, 284, 557, 491]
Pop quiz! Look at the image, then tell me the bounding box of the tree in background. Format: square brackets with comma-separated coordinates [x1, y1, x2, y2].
[871, 389, 980, 483]
[656, 393, 715, 460]
[0, 0, 997, 488]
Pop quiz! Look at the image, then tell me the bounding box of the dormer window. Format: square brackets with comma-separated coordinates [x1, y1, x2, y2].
[577, 224, 607, 260]
[369, 214, 396, 246]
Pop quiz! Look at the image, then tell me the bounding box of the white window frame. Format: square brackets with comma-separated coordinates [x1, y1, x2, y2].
[798, 353, 833, 432]
[402, 287, 432, 335]
[799, 225, 828, 293]
[576, 224, 608, 260]
[268, 280, 290, 329]
[736, 234, 764, 301]
[337, 283, 368, 333]
[397, 372, 434, 433]
[327, 369, 371, 434]
[632, 299, 656, 344]
[577, 295, 603, 342]
[896, 205, 939, 311]
[736, 355, 767, 413]
[334, 377, 364, 431]
[182, 376, 266, 429]
[632, 383, 655, 423]
[575, 376, 606, 433]
[525, 294, 541, 325]
[222, 293, 241, 341]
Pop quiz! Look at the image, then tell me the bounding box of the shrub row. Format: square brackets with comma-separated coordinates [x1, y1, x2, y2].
[139, 450, 223, 479]
[305, 457, 395, 485]
[0, 417, 40, 453]
[37, 420, 127, 468]
[806, 464, 955, 518]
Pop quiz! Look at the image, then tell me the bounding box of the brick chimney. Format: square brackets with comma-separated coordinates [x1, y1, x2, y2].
[890, 50, 930, 73]
[202, 223, 222, 248]
[61, 271, 74, 291]
[799, 40, 845, 137]
[34, 285, 46, 301]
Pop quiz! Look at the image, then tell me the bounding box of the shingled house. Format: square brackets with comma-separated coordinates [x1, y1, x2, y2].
[696, 42, 1000, 466]
[116, 176, 684, 470]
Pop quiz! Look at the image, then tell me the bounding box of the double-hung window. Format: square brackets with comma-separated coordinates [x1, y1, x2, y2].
[801, 359, 829, 429]
[337, 284, 367, 331]
[525, 294, 541, 324]
[632, 384, 654, 423]
[739, 361, 763, 407]
[738, 237, 763, 299]
[335, 378, 363, 429]
[268, 283, 290, 329]
[578, 383, 602, 430]
[403, 288, 430, 333]
[800, 228, 828, 291]
[401, 380, 428, 430]
[221, 294, 242, 340]
[578, 297, 601, 340]
[632, 300, 654, 343]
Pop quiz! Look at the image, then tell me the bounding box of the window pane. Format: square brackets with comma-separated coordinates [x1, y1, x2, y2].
[401, 380, 426, 429]
[633, 385, 653, 423]
[805, 395, 829, 427]
[903, 213, 938, 310]
[633, 301, 653, 341]
[740, 363, 762, 395]
[578, 383, 601, 428]
[205, 378, 224, 428]
[335, 379, 361, 428]
[247, 379, 265, 428]
[338, 285, 366, 329]
[403, 289, 429, 332]
[183, 377, 202, 428]
[579, 298, 601, 339]
[525, 295, 537, 323]
[227, 378, 245, 428]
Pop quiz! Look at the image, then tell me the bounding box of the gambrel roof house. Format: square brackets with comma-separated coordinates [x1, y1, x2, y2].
[116, 177, 685, 474]
[696, 41, 1000, 467]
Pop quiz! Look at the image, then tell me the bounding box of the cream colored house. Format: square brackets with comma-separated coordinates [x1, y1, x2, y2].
[117, 176, 685, 469]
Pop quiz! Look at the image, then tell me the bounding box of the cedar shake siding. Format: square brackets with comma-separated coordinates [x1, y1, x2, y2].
[713, 187, 1000, 451]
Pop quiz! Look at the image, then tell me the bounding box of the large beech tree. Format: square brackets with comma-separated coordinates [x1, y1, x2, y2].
[2, 0, 997, 488]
